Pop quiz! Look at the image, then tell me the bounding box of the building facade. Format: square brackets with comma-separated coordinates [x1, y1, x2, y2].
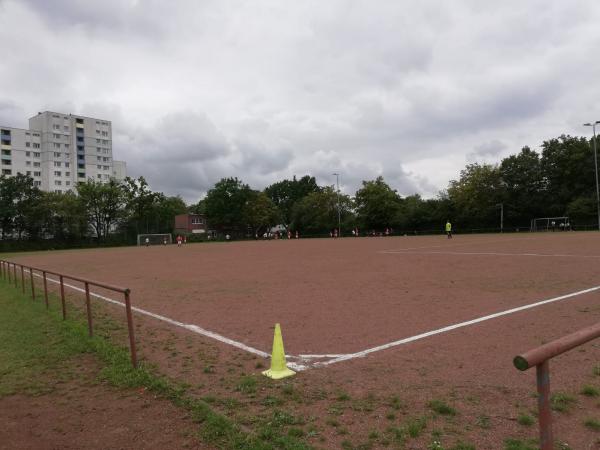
[174, 213, 207, 234]
[0, 111, 126, 193]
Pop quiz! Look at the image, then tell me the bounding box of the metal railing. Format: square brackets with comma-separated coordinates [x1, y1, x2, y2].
[0, 259, 137, 368]
[513, 322, 600, 449]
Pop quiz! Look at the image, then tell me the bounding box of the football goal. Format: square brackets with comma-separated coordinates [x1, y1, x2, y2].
[530, 217, 570, 232]
[137, 233, 173, 246]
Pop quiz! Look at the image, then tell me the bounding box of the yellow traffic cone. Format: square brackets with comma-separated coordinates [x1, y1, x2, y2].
[262, 323, 296, 379]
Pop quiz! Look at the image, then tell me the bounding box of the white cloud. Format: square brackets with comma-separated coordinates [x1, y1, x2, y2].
[1, 0, 600, 202]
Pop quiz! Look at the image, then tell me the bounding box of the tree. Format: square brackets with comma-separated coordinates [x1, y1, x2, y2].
[42, 191, 87, 241]
[154, 194, 188, 233]
[77, 179, 126, 241]
[243, 191, 280, 237]
[122, 176, 159, 235]
[0, 174, 43, 240]
[540, 135, 593, 216]
[203, 177, 253, 232]
[500, 146, 544, 226]
[290, 187, 353, 234]
[354, 176, 402, 230]
[265, 175, 321, 227]
[447, 163, 505, 228]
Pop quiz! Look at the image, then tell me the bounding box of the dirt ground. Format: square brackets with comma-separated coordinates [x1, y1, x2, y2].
[10, 232, 600, 448]
[0, 355, 208, 450]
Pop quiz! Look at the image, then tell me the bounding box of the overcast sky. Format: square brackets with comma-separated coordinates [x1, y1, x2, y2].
[1, 0, 599, 203]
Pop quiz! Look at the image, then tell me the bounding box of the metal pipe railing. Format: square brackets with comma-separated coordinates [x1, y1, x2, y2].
[513, 322, 600, 449]
[0, 259, 138, 368]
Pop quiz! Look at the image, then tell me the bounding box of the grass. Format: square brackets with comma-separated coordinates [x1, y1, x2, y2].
[504, 438, 538, 450]
[584, 418, 600, 431]
[580, 385, 600, 397]
[516, 413, 535, 426]
[428, 399, 457, 416]
[0, 280, 312, 450]
[450, 442, 475, 450]
[550, 392, 577, 412]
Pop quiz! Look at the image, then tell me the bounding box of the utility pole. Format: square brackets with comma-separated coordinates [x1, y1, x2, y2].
[333, 172, 341, 236]
[583, 121, 600, 231]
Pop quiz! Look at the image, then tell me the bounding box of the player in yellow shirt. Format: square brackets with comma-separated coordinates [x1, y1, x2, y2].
[445, 220, 452, 239]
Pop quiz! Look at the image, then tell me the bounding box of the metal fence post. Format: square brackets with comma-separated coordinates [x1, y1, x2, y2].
[20, 266, 24, 294]
[13, 264, 17, 287]
[30, 268, 35, 300]
[43, 271, 49, 309]
[536, 360, 553, 449]
[59, 275, 66, 320]
[124, 290, 138, 368]
[84, 282, 93, 336]
[7, 262, 10, 284]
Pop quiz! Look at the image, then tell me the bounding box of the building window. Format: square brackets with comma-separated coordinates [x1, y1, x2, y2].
[54, 180, 62, 186]
[53, 143, 61, 149]
[66, 181, 70, 186]
[26, 171, 31, 176]
[65, 171, 70, 176]
[64, 153, 70, 159]
[26, 161, 31, 166]
[34, 181, 41, 186]
[65, 162, 70, 168]
[65, 144, 69, 149]
[78, 164, 85, 169]
[25, 151, 30, 157]
[97, 165, 102, 169]
[33, 162, 40, 167]
[25, 142, 30, 148]
[54, 171, 61, 176]
[54, 152, 61, 157]
[76, 118, 83, 124]
[2, 160, 11, 165]
[33, 152, 40, 157]
[192, 217, 204, 225]
[34, 171, 41, 177]
[33, 143, 40, 149]
[97, 174, 102, 179]
[64, 125, 69, 131]
[2, 169, 11, 175]
[103, 165, 109, 170]
[97, 156, 101, 161]
[54, 162, 62, 167]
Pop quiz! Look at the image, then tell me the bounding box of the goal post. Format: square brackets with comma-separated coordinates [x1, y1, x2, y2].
[137, 233, 173, 246]
[530, 217, 570, 232]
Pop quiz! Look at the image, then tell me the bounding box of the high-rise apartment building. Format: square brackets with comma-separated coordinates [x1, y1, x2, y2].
[0, 111, 127, 193]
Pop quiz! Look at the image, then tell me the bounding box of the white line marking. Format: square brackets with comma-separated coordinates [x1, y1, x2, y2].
[298, 354, 351, 359]
[315, 284, 600, 367]
[382, 236, 541, 253]
[19, 270, 316, 369]
[380, 250, 600, 258]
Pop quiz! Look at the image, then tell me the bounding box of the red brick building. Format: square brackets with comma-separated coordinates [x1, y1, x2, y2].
[174, 213, 207, 234]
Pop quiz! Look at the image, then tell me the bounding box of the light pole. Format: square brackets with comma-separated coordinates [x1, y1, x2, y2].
[583, 121, 600, 231]
[496, 203, 504, 233]
[332, 173, 341, 236]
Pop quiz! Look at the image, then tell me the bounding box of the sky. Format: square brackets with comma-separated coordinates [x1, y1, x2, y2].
[1, 0, 599, 203]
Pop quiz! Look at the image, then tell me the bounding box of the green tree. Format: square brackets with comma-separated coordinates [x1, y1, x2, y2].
[447, 163, 505, 228]
[243, 191, 280, 237]
[290, 187, 353, 234]
[500, 146, 544, 226]
[154, 194, 187, 233]
[77, 179, 126, 241]
[203, 177, 253, 232]
[541, 135, 593, 216]
[122, 176, 159, 235]
[265, 175, 321, 227]
[42, 191, 87, 241]
[354, 176, 402, 230]
[0, 174, 43, 240]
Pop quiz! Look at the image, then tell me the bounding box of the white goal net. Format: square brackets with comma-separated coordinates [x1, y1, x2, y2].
[530, 217, 570, 232]
[137, 233, 173, 246]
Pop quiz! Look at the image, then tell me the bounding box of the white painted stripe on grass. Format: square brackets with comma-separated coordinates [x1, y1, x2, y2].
[24, 269, 286, 365]
[316, 284, 600, 367]
[381, 250, 600, 258]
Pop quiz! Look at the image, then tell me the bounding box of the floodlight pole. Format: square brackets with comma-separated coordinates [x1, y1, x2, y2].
[583, 121, 600, 231]
[333, 173, 341, 236]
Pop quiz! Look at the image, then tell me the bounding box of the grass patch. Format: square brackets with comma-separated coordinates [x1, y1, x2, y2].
[428, 399, 457, 416]
[476, 414, 491, 429]
[504, 438, 538, 450]
[516, 413, 535, 426]
[580, 385, 600, 397]
[236, 375, 258, 395]
[593, 364, 600, 377]
[405, 416, 428, 438]
[584, 418, 600, 431]
[550, 392, 577, 412]
[0, 280, 311, 450]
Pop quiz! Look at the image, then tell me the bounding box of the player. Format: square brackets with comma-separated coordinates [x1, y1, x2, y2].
[145, 237, 150, 247]
[445, 220, 452, 239]
[163, 237, 167, 245]
[177, 235, 182, 247]
[295, 230, 299, 239]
